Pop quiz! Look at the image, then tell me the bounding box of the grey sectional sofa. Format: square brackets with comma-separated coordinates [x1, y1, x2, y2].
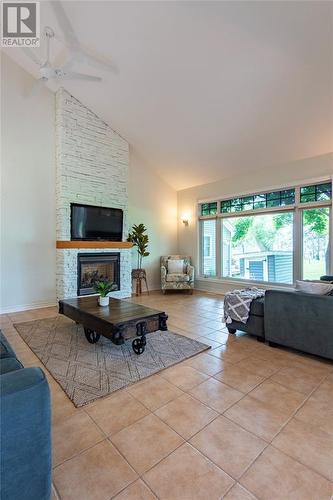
[226, 296, 265, 341]
[265, 289, 333, 360]
[225, 276, 333, 360]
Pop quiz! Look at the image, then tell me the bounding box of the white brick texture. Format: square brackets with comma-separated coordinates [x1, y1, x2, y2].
[55, 88, 131, 300]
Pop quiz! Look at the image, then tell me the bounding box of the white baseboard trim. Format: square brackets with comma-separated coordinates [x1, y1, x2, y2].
[1, 287, 163, 314]
[195, 277, 290, 295]
[1, 284, 222, 314]
[130, 283, 161, 294]
[195, 280, 226, 295]
[1, 288, 224, 313]
[0, 300, 57, 315]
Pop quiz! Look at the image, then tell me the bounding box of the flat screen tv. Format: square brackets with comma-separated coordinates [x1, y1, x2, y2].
[71, 203, 123, 241]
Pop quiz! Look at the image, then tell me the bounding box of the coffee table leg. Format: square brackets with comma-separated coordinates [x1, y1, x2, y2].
[132, 321, 147, 355]
[159, 313, 168, 331]
[112, 326, 125, 345]
[84, 328, 101, 344]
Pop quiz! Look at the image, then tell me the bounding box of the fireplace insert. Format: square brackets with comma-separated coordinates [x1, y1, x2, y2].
[77, 253, 120, 296]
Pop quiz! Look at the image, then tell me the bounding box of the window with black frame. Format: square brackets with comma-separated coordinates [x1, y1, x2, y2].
[300, 182, 332, 203]
[199, 181, 332, 284]
[221, 189, 295, 214]
[201, 202, 218, 216]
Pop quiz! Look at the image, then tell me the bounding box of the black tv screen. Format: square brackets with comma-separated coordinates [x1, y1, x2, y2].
[71, 203, 123, 241]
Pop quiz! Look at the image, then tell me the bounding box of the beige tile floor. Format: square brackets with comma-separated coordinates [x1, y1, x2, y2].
[1, 291, 333, 500]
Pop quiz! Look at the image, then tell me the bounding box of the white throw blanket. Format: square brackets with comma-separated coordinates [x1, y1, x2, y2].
[224, 288, 265, 324]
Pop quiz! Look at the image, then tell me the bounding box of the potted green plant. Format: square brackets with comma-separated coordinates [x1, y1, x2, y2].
[93, 280, 117, 306]
[127, 223, 150, 295]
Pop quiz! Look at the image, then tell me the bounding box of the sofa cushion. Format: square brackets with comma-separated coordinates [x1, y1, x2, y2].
[0, 357, 23, 375]
[249, 297, 265, 316]
[320, 275, 333, 282]
[0, 332, 16, 359]
[166, 273, 190, 283]
[296, 280, 333, 295]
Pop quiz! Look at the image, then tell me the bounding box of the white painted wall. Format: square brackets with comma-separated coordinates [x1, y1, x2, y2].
[1, 56, 178, 311]
[178, 153, 333, 294]
[128, 151, 178, 291]
[1, 54, 56, 312]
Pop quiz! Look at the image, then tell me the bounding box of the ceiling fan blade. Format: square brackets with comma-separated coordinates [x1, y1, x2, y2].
[78, 48, 117, 73]
[57, 44, 116, 73]
[59, 71, 102, 81]
[50, 1, 79, 47]
[22, 47, 43, 66]
[60, 48, 80, 71]
[52, 47, 70, 69]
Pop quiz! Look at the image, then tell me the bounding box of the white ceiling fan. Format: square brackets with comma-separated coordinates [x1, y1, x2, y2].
[23, 1, 115, 93]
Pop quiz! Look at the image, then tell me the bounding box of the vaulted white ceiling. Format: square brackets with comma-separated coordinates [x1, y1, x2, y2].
[4, 1, 333, 190]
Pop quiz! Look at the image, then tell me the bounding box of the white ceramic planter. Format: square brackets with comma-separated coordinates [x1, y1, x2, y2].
[98, 296, 109, 307]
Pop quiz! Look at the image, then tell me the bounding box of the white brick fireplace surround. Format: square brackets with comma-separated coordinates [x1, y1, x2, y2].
[56, 88, 131, 300]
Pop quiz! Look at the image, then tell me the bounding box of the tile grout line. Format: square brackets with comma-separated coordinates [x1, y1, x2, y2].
[101, 376, 236, 491]
[186, 367, 333, 494]
[185, 358, 333, 485]
[85, 401, 191, 494]
[107, 432, 186, 494]
[52, 434, 108, 471]
[53, 428, 140, 498]
[137, 368, 272, 487]
[235, 369, 333, 487]
[182, 378, 273, 483]
[107, 474, 160, 500]
[268, 369, 333, 483]
[81, 403, 160, 479]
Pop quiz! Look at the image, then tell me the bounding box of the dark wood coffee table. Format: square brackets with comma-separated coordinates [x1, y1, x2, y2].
[59, 296, 168, 354]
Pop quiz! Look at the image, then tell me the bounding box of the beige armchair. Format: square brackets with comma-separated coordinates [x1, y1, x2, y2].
[160, 255, 194, 294]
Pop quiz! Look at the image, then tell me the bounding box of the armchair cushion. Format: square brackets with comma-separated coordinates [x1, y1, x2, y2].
[167, 259, 184, 274]
[161, 255, 192, 269]
[166, 273, 190, 283]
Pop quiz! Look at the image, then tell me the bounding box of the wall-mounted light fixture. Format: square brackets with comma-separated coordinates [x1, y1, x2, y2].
[181, 212, 190, 226]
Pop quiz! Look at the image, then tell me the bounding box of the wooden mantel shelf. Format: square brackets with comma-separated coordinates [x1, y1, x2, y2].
[56, 241, 133, 249]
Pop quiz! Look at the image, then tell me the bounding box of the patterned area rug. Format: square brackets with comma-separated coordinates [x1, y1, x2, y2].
[14, 316, 209, 407]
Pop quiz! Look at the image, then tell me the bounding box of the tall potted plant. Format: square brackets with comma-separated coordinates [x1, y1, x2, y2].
[127, 223, 150, 295]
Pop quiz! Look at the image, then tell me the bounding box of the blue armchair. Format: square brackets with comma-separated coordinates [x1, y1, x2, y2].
[0, 331, 52, 500]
